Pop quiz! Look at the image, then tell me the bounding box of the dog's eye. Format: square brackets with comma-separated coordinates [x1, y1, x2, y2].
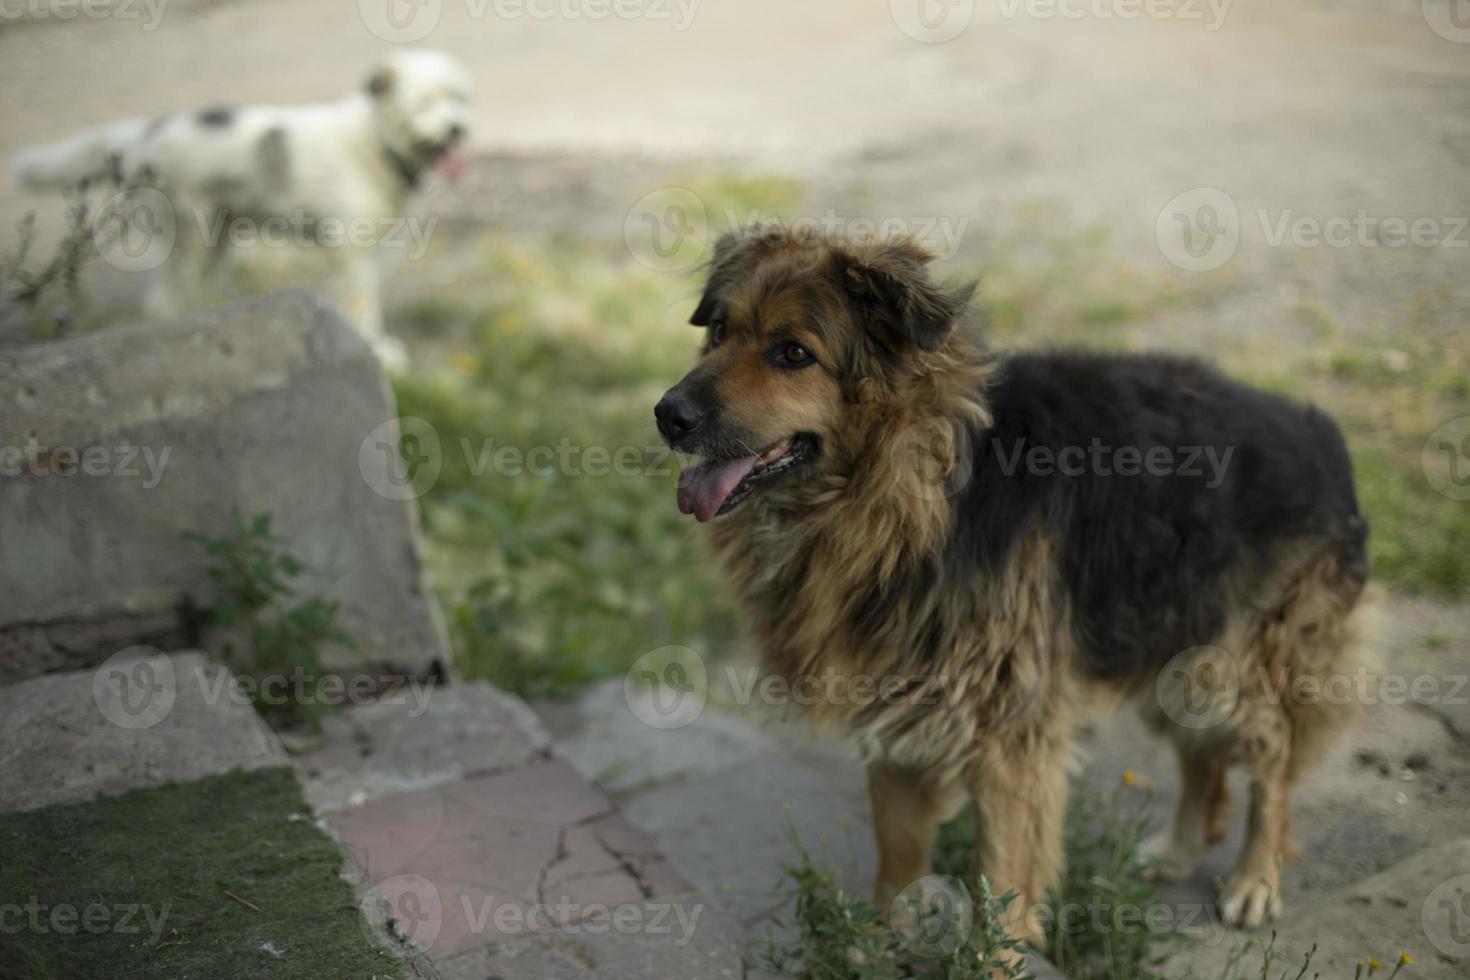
[779, 343, 813, 366]
[709, 320, 726, 348]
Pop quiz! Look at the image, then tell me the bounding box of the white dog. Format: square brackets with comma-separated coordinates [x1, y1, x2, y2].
[11, 50, 472, 369]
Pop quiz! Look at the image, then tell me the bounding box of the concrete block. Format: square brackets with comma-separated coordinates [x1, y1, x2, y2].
[294, 680, 552, 812]
[534, 678, 776, 795]
[621, 749, 875, 927]
[0, 649, 287, 813]
[0, 291, 449, 679]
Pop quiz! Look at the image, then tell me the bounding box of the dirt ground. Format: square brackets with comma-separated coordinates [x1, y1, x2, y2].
[3, 0, 1467, 330]
[3, 1, 1467, 248]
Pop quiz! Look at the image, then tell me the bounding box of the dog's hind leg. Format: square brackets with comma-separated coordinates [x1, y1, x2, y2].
[866, 761, 964, 905]
[1142, 742, 1226, 881]
[1218, 553, 1377, 928]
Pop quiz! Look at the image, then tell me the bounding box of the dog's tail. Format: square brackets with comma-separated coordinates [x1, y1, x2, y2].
[11, 118, 154, 192]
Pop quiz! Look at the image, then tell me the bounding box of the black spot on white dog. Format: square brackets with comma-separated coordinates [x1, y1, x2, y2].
[255, 126, 291, 192]
[197, 107, 236, 128]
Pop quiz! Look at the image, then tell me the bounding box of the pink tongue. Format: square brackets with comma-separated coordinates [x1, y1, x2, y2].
[677, 455, 759, 523]
[436, 147, 466, 182]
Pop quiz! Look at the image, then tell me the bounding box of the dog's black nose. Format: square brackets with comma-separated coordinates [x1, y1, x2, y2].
[655, 395, 704, 441]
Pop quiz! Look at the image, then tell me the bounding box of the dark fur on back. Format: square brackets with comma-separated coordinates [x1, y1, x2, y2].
[951, 351, 1368, 681]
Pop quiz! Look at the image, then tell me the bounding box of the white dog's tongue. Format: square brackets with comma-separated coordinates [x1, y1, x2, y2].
[436, 146, 467, 182]
[677, 455, 759, 523]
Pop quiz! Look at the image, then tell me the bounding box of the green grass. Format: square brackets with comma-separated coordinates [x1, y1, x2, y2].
[391, 236, 744, 698]
[935, 782, 1173, 980]
[183, 508, 354, 731]
[759, 820, 1028, 980]
[755, 782, 1168, 979]
[0, 768, 401, 980]
[764, 780, 1415, 980]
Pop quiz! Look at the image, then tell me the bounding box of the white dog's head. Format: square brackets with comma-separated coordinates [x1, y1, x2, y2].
[366, 50, 472, 183]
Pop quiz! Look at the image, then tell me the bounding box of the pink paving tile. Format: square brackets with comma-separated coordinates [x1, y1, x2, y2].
[544, 823, 625, 887]
[585, 811, 664, 859]
[545, 868, 648, 910]
[446, 757, 612, 824]
[332, 758, 648, 955]
[632, 855, 692, 898]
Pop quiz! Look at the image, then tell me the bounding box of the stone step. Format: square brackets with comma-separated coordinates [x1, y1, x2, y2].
[0, 649, 286, 813]
[0, 293, 449, 682]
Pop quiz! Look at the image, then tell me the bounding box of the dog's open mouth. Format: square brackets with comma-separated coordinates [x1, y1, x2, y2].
[676, 434, 817, 522]
[416, 137, 466, 181]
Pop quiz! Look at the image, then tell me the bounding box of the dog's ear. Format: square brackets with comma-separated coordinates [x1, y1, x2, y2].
[689, 225, 789, 327]
[366, 66, 396, 99]
[837, 238, 974, 353]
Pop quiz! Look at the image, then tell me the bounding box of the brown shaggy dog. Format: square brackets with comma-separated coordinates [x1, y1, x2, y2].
[654, 227, 1377, 950]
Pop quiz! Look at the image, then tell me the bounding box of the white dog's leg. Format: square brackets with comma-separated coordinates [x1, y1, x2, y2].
[342, 245, 407, 373]
[143, 204, 217, 321]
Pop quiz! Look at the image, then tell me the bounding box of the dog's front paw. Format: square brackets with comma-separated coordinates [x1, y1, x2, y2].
[1139, 831, 1202, 882]
[1218, 873, 1281, 929]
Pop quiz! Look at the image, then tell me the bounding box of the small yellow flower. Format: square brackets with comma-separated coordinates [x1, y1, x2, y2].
[1367, 958, 1383, 974]
[1122, 770, 1137, 786]
[1399, 952, 1413, 965]
[450, 351, 479, 377]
